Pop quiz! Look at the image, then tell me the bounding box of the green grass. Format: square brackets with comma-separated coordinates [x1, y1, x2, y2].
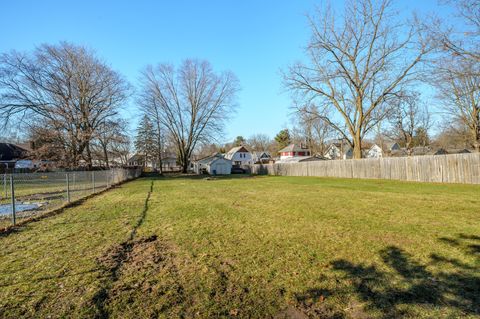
[0, 176, 479, 318]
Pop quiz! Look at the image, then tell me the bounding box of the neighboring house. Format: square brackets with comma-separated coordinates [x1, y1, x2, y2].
[365, 144, 383, 158]
[225, 146, 253, 166]
[15, 159, 52, 170]
[386, 142, 402, 152]
[429, 148, 449, 156]
[276, 155, 326, 163]
[324, 142, 353, 160]
[279, 144, 311, 161]
[0, 143, 29, 169]
[192, 153, 232, 175]
[127, 153, 179, 171]
[162, 156, 179, 171]
[411, 146, 431, 156]
[252, 151, 272, 164]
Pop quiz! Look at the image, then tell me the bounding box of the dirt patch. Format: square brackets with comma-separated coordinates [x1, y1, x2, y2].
[92, 235, 185, 318]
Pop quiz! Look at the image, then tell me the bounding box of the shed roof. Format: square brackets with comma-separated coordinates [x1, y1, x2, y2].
[0, 143, 29, 161]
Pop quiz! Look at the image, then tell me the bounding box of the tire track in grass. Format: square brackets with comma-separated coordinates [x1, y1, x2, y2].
[91, 179, 154, 318]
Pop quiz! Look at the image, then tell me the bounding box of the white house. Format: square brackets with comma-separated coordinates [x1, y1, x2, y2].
[193, 154, 232, 175]
[224, 146, 253, 166]
[324, 142, 353, 160]
[278, 144, 311, 161]
[252, 151, 271, 164]
[366, 144, 383, 158]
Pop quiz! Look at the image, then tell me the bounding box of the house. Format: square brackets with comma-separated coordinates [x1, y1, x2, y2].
[323, 141, 353, 160]
[278, 144, 311, 160]
[252, 151, 272, 164]
[429, 148, 449, 155]
[224, 146, 253, 166]
[127, 153, 179, 171]
[365, 144, 383, 158]
[0, 143, 29, 169]
[192, 153, 232, 175]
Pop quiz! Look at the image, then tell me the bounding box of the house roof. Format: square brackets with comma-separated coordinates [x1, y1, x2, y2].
[196, 153, 225, 165]
[0, 143, 29, 161]
[226, 146, 250, 157]
[278, 144, 310, 153]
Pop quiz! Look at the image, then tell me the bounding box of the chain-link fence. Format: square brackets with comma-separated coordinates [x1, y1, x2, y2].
[0, 168, 142, 228]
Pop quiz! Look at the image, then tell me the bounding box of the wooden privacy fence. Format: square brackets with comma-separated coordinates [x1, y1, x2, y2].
[248, 153, 480, 184]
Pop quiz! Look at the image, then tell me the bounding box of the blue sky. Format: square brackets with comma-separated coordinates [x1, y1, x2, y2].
[1, 0, 450, 143]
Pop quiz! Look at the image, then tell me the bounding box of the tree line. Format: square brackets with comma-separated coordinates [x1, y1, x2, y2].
[0, 45, 239, 172]
[0, 0, 478, 172]
[285, 0, 480, 158]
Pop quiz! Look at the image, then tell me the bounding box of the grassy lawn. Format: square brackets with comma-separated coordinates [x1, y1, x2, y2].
[0, 176, 479, 318]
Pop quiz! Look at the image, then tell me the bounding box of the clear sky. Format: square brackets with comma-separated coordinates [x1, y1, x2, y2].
[1, 0, 449, 143]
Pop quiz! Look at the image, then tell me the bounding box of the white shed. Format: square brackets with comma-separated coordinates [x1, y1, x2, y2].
[206, 157, 232, 175]
[193, 154, 232, 175]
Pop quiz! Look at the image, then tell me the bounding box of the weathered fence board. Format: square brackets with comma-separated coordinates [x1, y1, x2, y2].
[249, 153, 480, 184]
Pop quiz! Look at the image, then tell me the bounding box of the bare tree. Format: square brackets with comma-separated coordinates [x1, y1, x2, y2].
[435, 58, 480, 151]
[284, 0, 433, 158]
[0, 42, 130, 168]
[92, 118, 130, 168]
[291, 104, 333, 155]
[138, 60, 239, 172]
[247, 134, 272, 152]
[387, 92, 431, 155]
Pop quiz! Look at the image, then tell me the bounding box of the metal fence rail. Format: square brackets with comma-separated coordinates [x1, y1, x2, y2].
[0, 168, 142, 228]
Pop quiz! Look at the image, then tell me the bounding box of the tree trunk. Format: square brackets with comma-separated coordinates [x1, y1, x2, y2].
[102, 144, 110, 169]
[474, 124, 480, 152]
[85, 142, 93, 170]
[353, 132, 362, 159]
[156, 123, 163, 174]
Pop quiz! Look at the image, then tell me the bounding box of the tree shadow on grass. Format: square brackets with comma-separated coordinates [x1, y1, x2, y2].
[328, 233, 480, 318]
[294, 234, 480, 318]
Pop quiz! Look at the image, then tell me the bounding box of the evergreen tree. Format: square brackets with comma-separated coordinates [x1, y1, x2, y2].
[274, 129, 291, 150]
[233, 136, 245, 146]
[135, 114, 157, 168]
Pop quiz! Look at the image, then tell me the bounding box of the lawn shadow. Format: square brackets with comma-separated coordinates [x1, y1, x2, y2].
[298, 233, 480, 318]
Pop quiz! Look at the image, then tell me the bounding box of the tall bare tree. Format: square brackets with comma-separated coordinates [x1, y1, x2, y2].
[284, 0, 433, 158]
[247, 134, 272, 152]
[92, 118, 130, 168]
[387, 92, 431, 155]
[435, 58, 480, 151]
[138, 60, 239, 172]
[0, 42, 130, 168]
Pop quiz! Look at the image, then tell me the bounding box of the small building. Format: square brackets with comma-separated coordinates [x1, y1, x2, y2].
[252, 151, 272, 164]
[430, 148, 449, 156]
[324, 142, 353, 160]
[365, 144, 383, 158]
[127, 153, 179, 171]
[224, 146, 253, 166]
[279, 144, 311, 160]
[193, 153, 232, 175]
[386, 142, 402, 152]
[0, 143, 29, 170]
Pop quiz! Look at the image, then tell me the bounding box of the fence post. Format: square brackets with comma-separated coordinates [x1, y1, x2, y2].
[10, 174, 15, 226]
[3, 173, 6, 199]
[66, 173, 71, 203]
[92, 171, 95, 193]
